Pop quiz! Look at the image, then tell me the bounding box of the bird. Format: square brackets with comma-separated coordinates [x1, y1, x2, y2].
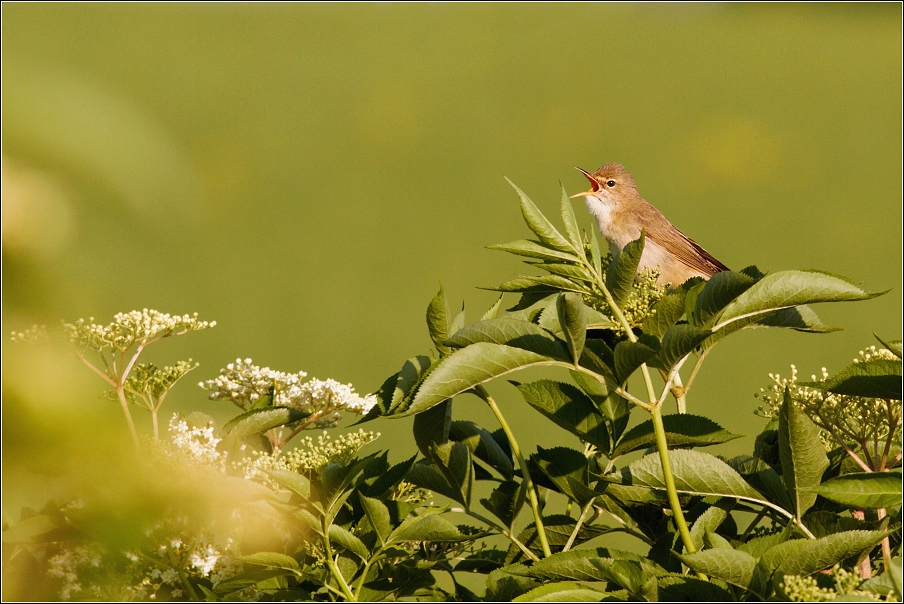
[571, 163, 729, 287]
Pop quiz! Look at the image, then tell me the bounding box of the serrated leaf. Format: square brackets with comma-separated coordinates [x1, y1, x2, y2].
[481, 480, 523, 528]
[613, 336, 660, 383]
[531, 261, 596, 283]
[759, 539, 809, 578]
[329, 524, 369, 561]
[445, 317, 570, 362]
[413, 400, 451, 458]
[363, 455, 417, 500]
[532, 446, 590, 503]
[481, 294, 505, 321]
[571, 371, 630, 445]
[486, 563, 540, 602]
[589, 229, 603, 277]
[738, 531, 789, 560]
[406, 343, 563, 416]
[427, 285, 452, 354]
[430, 441, 473, 510]
[656, 573, 734, 601]
[359, 495, 391, 545]
[606, 233, 645, 308]
[390, 355, 434, 413]
[689, 501, 733, 551]
[406, 463, 463, 508]
[778, 388, 830, 518]
[713, 270, 884, 332]
[561, 185, 583, 251]
[726, 455, 793, 513]
[578, 339, 620, 389]
[514, 380, 610, 452]
[776, 530, 891, 578]
[801, 358, 902, 400]
[861, 557, 903, 598]
[608, 449, 765, 503]
[755, 304, 838, 332]
[647, 325, 710, 373]
[677, 548, 767, 598]
[507, 178, 575, 253]
[390, 513, 475, 542]
[265, 469, 314, 504]
[692, 271, 759, 328]
[224, 407, 310, 437]
[800, 472, 903, 509]
[492, 274, 589, 294]
[488, 240, 581, 263]
[557, 293, 587, 363]
[612, 414, 742, 458]
[450, 420, 514, 479]
[513, 582, 606, 602]
[529, 547, 655, 582]
[875, 334, 903, 359]
[237, 552, 300, 572]
[642, 278, 704, 338]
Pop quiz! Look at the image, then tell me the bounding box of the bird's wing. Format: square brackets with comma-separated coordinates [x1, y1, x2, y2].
[646, 221, 730, 276]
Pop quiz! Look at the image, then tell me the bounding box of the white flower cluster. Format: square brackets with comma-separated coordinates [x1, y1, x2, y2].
[241, 429, 379, 481]
[854, 345, 899, 363]
[47, 545, 102, 600]
[64, 309, 215, 352]
[167, 414, 223, 466]
[10, 324, 49, 342]
[200, 358, 377, 428]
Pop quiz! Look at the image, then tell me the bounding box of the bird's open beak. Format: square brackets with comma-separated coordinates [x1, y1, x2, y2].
[569, 166, 600, 198]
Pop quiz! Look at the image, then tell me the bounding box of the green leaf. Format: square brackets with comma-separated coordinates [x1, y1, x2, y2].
[578, 339, 620, 388]
[557, 293, 587, 363]
[491, 274, 589, 294]
[613, 336, 659, 383]
[449, 420, 514, 479]
[430, 441, 473, 511]
[481, 294, 506, 321]
[405, 463, 462, 505]
[713, 270, 884, 332]
[642, 278, 704, 338]
[507, 178, 575, 253]
[800, 472, 903, 509]
[608, 449, 765, 503]
[513, 582, 606, 602]
[265, 470, 314, 504]
[726, 455, 793, 513]
[359, 494, 392, 545]
[612, 414, 742, 458]
[778, 388, 830, 518]
[759, 539, 809, 578]
[801, 358, 902, 400]
[427, 285, 452, 355]
[689, 501, 733, 551]
[532, 446, 591, 503]
[481, 480, 524, 528]
[237, 552, 300, 572]
[407, 343, 562, 416]
[486, 563, 539, 602]
[223, 407, 310, 437]
[390, 513, 475, 542]
[1, 514, 62, 544]
[513, 380, 610, 452]
[738, 531, 790, 560]
[589, 229, 603, 277]
[875, 334, 903, 359]
[571, 371, 630, 446]
[677, 549, 767, 598]
[647, 325, 710, 373]
[560, 184, 583, 252]
[413, 400, 451, 458]
[692, 271, 758, 328]
[861, 557, 903, 599]
[363, 455, 417, 500]
[390, 355, 434, 413]
[487, 240, 580, 263]
[775, 530, 891, 578]
[755, 304, 839, 333]
[328, 524, 369, 561]
[445, 317, 570, 362]
[531, 262, 596, 284]
[606, 232, 645, 308]
[656, 574, 734, 601]
[528, 547, 656, 582]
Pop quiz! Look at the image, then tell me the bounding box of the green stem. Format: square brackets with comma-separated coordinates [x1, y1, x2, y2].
[466, 511, 540, 562]
[115, 384, 140, 447]
[476, 385, 552, 558]
[322, 519, 356, 601]
[650, 405, 696, 556]
[563, 501, 593, 552]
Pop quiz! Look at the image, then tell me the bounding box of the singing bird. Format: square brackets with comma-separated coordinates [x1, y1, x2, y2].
[572, 163, 729, 287]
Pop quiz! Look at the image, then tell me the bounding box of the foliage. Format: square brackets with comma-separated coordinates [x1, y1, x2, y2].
[5, 181, 901, 601]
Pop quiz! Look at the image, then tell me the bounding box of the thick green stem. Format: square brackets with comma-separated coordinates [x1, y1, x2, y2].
[651, 405, 696, 556]
[322, 519, 356, 601]
[476, 385, 552, 558]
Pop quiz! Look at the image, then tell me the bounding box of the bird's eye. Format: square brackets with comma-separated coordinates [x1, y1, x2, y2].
[606, 180, 616, 187]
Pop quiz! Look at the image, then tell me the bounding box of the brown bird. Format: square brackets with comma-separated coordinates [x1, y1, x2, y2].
[572, 163, 729, 287]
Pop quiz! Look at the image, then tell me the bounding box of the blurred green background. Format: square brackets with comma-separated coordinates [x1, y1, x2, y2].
[3, 4, 901, 513]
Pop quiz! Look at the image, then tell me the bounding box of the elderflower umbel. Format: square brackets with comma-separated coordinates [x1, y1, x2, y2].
[240, 429, 379, 481]
[582, 253, 666, 333]
[755, 348, 901, 469]
[63, 310, 214, 352]
[167, 414, 222, 465]
[200, 358, 377, 428]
